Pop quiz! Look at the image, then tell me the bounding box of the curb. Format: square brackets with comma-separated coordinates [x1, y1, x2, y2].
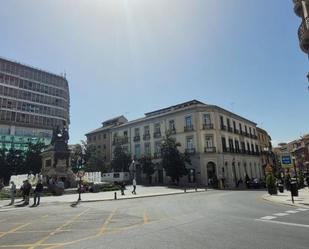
[262, 194, 309, 208]
[80, 189, 210, 203]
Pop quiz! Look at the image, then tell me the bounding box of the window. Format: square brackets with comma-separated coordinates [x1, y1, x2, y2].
[227, 118, 231, 128]
[154, 123, 161, 134]
[169, 120, 175, 131]
[235, 140, 240, 152]
[134, 128, 140, 136]
[144, 143, 151, 155]
[233, 121, 236, 131]
[251, 143, 255, 153]
[123, 131, 128, 137]
[155, 141, 161, 154]
[220, 116, 224, 127]
[135, 144, 141, 158]
[247, 142, 250, 152]
[205, 135, 214, 148]
[204, 113, 211, 125]
[186, 137, 194, 149]
[221, 137, 227, 152]
[249, 127, 252, 135]
[103, 134, 106, 139]
[245, 125, 248, 134]
[144, 126, 150, 135]
[239, 123, 242, 133]
[185, 116, 193, 128]
[228, 138, 234, 152]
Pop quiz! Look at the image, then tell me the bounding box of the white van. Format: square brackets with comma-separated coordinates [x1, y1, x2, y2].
[101, 172, 130, 184]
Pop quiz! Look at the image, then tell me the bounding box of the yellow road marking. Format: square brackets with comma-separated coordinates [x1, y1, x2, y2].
[143, 211, 148, 224]
[0, 223, 30, 239]
[27, 208, 89, 249]
[97, 208, 117, 236]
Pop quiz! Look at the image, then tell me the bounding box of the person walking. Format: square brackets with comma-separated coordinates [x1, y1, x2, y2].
[32, 180, 43, 207]
[132, 178, 137, 195]
[120, 182, 125, 195]
[9, 181, 16, 205]
[23, 180, 32, 205]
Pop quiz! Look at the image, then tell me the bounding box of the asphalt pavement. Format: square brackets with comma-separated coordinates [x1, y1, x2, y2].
[0, 190, 308, 249]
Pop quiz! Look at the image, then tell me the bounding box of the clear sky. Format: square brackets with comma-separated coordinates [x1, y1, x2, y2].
[0, 0, 308, 146]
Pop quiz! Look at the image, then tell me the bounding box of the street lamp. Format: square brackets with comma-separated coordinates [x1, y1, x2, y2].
[291, 155, 299, 185]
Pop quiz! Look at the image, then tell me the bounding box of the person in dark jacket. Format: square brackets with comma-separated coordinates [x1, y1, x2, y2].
[23, 180, 32, 205]
[32, 180, 43, 207]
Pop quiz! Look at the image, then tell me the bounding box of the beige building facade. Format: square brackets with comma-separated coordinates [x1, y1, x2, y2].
[86, 116, 127, 164]
[108, 100, 262, 187]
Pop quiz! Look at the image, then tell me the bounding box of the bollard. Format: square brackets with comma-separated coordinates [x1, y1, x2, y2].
[114, 192, 117, 200]
[184, 188, 186, 193]
[195, 187, 197, 192]
[205, 186, 207, 191]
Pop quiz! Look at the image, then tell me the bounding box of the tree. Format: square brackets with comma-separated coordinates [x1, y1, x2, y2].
[71, 144, 83, 173]
[24, 142, 46, 174]
[111, 145, 131, 172]
[0, 148, 9, 184]
[139, 156, 155, 184]
[71, 141, 106, 173]
[6, 148, 25, 176]
[161, 134, 191, 184]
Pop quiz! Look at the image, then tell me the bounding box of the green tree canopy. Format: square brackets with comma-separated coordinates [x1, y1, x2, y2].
[71, 141, 106, 173]
[111, 145, 131, 172]
[139, 155, 155, 183]
[161, 134, 191, 184]
[24, 142, 46, 174]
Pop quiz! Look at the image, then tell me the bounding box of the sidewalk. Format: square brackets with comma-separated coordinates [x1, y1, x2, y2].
[263, 188, 309, 208]
[0, 185, 209, 208]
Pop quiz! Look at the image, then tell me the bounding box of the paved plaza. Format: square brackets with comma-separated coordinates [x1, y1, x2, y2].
[0, 190, 309, 249]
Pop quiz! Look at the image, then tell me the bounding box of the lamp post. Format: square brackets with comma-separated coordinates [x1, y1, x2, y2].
[292, 155, 299, 185]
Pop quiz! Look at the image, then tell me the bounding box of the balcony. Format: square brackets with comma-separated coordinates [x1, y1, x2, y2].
[113, 136, 128, 145]
[220, 125, 227, 131]
[203, 123, 214, 130]
[228, 127, 233, 132]
[153, 132, 161, 139]
[244, 132, 250, 137]
[184, 125, 194, 132]
[133, 135, 140, 142]
[234, 129, 239, 134]
[298, 16, 309, 54]
[185, 148, 196, 155]
[204, 147, 216, 153]
[143, 133, 151, 141]
[293, 0, 303, 17]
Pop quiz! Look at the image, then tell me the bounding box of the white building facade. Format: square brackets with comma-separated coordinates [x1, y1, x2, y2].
[108, 100, 263, 187]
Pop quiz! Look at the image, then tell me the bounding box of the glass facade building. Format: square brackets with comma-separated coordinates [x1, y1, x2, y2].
[0, 57, 70, 151]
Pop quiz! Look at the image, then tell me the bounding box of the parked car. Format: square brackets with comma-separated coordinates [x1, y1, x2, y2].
[248, 178, 265, 189]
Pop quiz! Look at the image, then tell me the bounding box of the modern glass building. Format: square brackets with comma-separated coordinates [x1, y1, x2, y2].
[0, 57, 70, 151]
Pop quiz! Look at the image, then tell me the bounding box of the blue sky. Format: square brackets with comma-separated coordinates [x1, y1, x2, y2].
[0, 0, 308, 146]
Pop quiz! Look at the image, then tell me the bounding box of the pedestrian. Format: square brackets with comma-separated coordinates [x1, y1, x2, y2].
[121, 182, 125, 195]
[306, 176, 309, 189]
[9, 181, 16, 205]
[132, 178, 137, 195]
[32, 180, 43, 207]
[23, 180, 32, 205]
[20, 181, 26, 202]
[245, 174, 250, 189]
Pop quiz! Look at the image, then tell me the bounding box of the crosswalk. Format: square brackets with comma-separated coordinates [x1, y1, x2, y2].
[259, 208, 309, 221]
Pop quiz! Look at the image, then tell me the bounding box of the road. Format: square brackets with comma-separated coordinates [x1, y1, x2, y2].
[0, 190, 308, 249]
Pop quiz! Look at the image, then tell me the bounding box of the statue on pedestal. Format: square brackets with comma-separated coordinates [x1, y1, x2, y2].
[41, 123, 76, 189]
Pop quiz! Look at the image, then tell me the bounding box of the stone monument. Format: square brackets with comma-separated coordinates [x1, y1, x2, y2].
[41, 125, 76, 188]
